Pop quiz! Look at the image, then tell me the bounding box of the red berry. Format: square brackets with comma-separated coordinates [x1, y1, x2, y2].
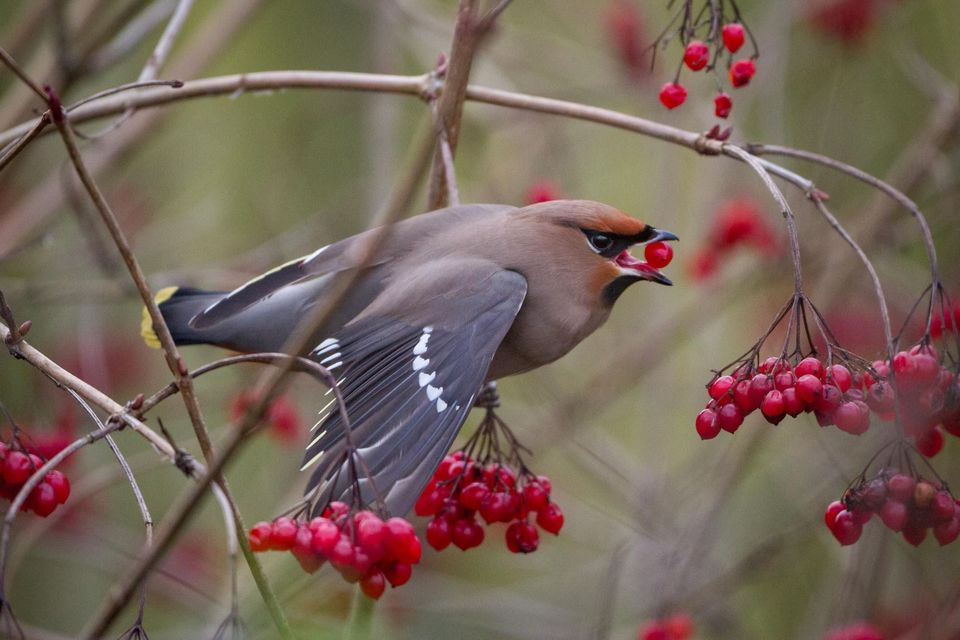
[45, 470, 70, 504]
[934, 517, 960, 546]
[714, 92, 732, 118]
[659, 82, 688, 109]
[664, 613, 694, 639]
[732, 379, 758, 412]
[729, 59, 756, 88]
[866, 381, 895, 413]
[451, 518, 485, 550]
[748, 374, 774, 406]
[824, 500, 844, 528]
[722, 23, 746, 52]
[795, 374, 823, 405]
[523, 482, 549, 511]
[640, 622, 669, 640]
[644, 241, 674, 269]
[310, 518, 341, 556]
[3, 451, 32, 486]
[506, 520, 540, 554]
[916, 426, 945, 458]
[830, 510, 862, 545]
[356, 514, 387, 559]
[248, 521, 273, 552]
[383, 561, 413, 587]
[930, 490, 956, 524]
[414, 483, 445, 517]
[360, 570, 386, 600]
[826, 364, 853, 392]
[459, 481, 488, 511]
[708, 375, 735, 400]
[795, 357, 824, 379]
[683, 40, 710, 71]
[716, 403, 744, 433]
[426, 516, 452, 551]
[28, 482, 57, 517]
[781, 387, 804, 417]
[902, 522, 927, 547]
[760, 390, 786, 424]
[270, 517, 298, 551]
[537, 502, 564, 534]
[834, 401, 868, 435]
[384, 517, 421, 565]
[695, 408, 721, 440]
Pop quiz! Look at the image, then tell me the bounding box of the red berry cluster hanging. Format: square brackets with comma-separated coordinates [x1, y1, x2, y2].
[249, 503, 421, 600]
[694, 294, 960, 460]
[651, 1, 757, 117]
[415, 451, 562, 553]
[0, 440, 70, 518]
[638, 613, 694, 640]
[825, 467, 959, 547]
[414, 401, 564, 555]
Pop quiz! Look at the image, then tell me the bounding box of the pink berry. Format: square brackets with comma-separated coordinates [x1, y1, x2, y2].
[722, 23, 746, 52]
[879, 500, 908, 531]
[795, 357, 824, 379]
[659, 82, 688, 109]
[644, 241, 674, 269]
[270, 517, 298, 551]
[934, 517, 960, 546]
[248, 521, 273, 552]
[360, 570, 386, 600]
[714, 92, 732, 118]
[683, 40, 710, 71]
[834, 401, 868, 435]
[826, 364, 853, 392]
[310, 518, 341, 556]
[886, 474, 916, 502]
[729, 59, 756, 88]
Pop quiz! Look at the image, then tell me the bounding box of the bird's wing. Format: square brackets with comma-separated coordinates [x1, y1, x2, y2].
[189, 204, 515, 330]
[300, 263, 527, 517]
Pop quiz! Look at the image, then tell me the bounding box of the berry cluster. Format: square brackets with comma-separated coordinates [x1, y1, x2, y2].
[825, 469, 959, 547]
[249, 504, 421, 600]
[696, 342, 960, 457]
[689, 198, 779, 280]
[868, 344, 959, 457]
[695, 355, 866, 439]
[657, 18, 757, 117]
[0, 441, 70, 517]
[638, 614, 694, 640]
[415, 451, 563, 554]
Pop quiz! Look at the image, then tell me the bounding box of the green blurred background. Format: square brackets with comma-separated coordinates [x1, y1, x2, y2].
[0, 0, 959, 638]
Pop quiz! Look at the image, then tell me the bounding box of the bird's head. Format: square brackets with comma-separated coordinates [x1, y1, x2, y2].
[512, 200, 677, 305]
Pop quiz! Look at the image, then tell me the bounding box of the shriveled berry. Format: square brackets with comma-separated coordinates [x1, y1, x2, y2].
[683, 40, 710, 71]
[659, 82, 688, 109]
[714, 92, 732, 118]
[644, 242, 674, 269]
[729, 59, 756, 88]
[722, 23, 746, 52]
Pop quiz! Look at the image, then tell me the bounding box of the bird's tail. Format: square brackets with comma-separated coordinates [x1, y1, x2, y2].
[141, 287, 225, 348]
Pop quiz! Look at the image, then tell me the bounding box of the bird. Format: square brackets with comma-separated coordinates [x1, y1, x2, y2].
[142, 200, 676, 516]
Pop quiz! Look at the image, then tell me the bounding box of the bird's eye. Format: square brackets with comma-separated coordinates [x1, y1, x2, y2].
[588, 232, 614, 253]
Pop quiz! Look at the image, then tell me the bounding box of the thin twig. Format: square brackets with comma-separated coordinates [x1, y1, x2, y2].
[0, 115, 49, 175]
[139, 0, 196, 82]
[0, 47, 47, 103]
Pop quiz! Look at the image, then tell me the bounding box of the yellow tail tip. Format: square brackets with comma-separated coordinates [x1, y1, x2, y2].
[140, 286, 179, 349]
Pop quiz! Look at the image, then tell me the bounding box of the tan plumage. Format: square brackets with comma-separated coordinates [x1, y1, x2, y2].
[147, 200, 676, 514]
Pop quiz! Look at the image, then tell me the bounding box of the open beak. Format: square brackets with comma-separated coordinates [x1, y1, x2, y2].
[613, 226, 678, 286]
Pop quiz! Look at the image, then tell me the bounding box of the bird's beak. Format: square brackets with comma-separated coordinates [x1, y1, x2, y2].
[612, 226, 678, 286]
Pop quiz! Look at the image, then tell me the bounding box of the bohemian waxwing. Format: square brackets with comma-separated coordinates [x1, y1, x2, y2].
[143, 200, 676, 515]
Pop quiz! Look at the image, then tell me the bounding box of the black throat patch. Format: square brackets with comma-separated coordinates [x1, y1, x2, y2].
[602, 275, 639, 306]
